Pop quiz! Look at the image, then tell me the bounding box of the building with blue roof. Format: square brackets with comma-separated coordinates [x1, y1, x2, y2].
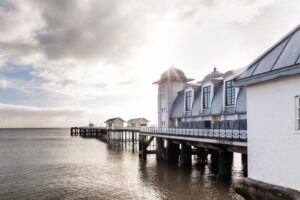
[155, 66, 247, 131]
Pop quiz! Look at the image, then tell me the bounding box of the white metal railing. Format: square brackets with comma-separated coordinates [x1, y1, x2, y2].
[104, 127, 247, 141]
[143, 127, 247, 141]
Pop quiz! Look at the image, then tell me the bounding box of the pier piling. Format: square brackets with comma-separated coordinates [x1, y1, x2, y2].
[180, 144, 192, 167]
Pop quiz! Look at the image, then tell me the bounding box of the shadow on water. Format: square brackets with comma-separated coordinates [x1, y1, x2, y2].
[137, 154, 243, 200]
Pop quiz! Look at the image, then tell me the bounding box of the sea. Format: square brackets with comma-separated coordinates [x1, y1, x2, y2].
[0, 128, 244, 200]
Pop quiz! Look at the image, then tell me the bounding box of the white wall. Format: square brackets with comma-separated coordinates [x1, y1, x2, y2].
[247, 74, 300, 191]
[158, 81, 186, 127]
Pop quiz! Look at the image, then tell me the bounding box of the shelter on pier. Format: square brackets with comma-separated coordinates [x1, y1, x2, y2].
[104, 117, 125, 129]
[127, 118, 149, 127]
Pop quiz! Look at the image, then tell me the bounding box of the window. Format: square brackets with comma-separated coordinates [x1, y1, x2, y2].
[296, 96, 300, 130]
[161, 94, 166, 107]
[203, 86, 211, 109]
[204, 121, 211, 128]
[225, 80, 235, 106]
[185, 91, 192, 111]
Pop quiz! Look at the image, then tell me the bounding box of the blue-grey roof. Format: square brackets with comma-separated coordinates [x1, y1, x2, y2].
[198, 67, 224, 84]
[171, 80, 247, 119]
[236, 25, 300, 86]
[235, 88, 247, 113]
[170, 92, 184, 118]
[191, 89, 201, 116]
[211, 84, 223, 115]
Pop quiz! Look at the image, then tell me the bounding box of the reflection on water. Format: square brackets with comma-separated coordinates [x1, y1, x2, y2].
[0, 129, 243, 200]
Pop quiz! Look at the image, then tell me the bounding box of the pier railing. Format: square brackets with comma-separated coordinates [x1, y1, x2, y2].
[102, 127, 247, 141]
[73, 126, 247, 141]
[138, 127, 247, 141]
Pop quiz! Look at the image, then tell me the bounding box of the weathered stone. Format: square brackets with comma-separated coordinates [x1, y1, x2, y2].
[233, 178, 300, 200]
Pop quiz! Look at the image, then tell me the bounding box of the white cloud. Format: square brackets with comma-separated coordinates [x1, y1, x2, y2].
[0, 79, 12, 88]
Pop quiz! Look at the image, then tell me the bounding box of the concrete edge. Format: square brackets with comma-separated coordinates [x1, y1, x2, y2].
[232, 178, 300, 200]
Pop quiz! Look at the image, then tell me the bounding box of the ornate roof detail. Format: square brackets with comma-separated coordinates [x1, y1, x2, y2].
[199, 67, 224, 84]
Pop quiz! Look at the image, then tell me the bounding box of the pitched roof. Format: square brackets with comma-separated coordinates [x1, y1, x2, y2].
[127, 118, 149, 123]
[236, 24, 300, 86]
[104, 117, 125, 123]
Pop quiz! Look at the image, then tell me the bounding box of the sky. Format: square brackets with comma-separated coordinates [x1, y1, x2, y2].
[0, 0, 299, 127]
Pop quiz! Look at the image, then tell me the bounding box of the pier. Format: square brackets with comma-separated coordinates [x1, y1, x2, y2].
[71, 126, 248, 178]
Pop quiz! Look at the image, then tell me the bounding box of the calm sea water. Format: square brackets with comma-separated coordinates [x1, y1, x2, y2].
[0, 128, 244, 200]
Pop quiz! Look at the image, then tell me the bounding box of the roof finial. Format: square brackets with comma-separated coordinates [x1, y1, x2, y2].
[213, 66, 217, 72]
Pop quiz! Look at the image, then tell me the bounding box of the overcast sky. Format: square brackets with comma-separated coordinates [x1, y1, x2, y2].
[0, 0, 299, 127]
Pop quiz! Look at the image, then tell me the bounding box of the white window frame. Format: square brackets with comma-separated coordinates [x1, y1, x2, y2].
[225, 80, 235, 107]
[296, 96, 300, 132]
[185, 91, 192, 112]
[203, 85, 211, 109]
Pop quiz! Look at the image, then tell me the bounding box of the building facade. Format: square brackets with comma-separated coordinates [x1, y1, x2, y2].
[235, 25, 300, 191]
[155, 67, 247, 131]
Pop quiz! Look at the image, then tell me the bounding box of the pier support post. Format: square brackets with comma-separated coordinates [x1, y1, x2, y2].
[218, 150, 233, 179]
[139, 135, 147, 159]
[196, 147, 208, 164]
[156, 137, 165, 160]
[180, 144, 192, 167]
[242, 153, 248, 177]
[166, 140, 179, 163]
[131, 132, 135, 152]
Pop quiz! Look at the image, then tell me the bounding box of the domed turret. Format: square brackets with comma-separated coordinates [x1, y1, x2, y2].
[200, 67, 224, 84]
[154, 66, 194, 127]
[153, 66, 193, 84]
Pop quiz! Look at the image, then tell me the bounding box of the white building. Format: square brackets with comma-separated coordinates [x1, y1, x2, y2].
[235, 25, 300, 191]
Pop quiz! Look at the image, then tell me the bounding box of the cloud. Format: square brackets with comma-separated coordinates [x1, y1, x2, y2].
[0, 79, 12, 88]
[0, 0, 299, 127]
[0, 103, 88, 128]
[0, 0, 164, 64]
